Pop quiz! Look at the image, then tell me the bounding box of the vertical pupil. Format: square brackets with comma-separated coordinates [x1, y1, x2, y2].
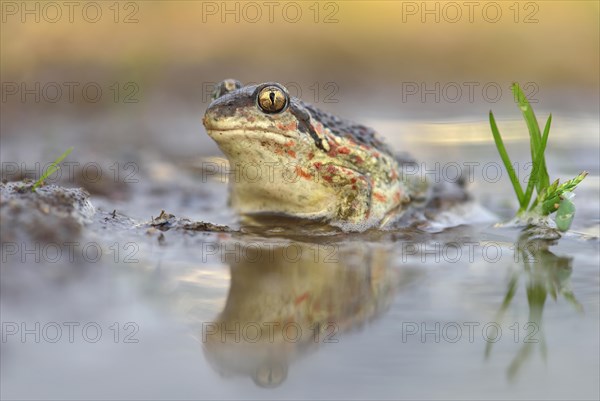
[259, 88, 285, 112]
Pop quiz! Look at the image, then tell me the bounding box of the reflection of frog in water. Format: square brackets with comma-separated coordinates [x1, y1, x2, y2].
[203, 80, 468, 232]
[202, 238, 417, 387]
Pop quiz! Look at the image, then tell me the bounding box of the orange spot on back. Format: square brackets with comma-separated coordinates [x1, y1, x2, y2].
[314, 122, 325, 136]
[374, 192, 386, 202]
[295, 166, 312, 180]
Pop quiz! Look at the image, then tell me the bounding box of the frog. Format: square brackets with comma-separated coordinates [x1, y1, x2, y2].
[203, 79, 462, 232]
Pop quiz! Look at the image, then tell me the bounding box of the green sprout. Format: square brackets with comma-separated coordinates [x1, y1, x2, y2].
[489, 83, 587, 231]
[32, 147, 74, 191]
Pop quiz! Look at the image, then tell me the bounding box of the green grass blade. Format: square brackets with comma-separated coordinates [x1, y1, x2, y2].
[521, 114, 552, 212]
[50, 146, 74, 166]
[489, 111, 524, 205]
[32, 147, 74, 191]
[512, 83, 549, 192]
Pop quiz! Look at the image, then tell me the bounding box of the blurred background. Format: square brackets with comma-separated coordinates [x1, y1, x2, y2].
[1, 2, 599, 399]
[2, 0, 598, 147]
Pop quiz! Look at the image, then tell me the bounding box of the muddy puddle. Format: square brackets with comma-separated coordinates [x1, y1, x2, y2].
[1, 112, 599, 400]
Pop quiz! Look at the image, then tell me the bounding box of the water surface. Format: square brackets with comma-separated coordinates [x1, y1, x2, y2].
[1, 115, 598, 400]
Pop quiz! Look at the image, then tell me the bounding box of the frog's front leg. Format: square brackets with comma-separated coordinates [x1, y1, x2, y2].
[314, 163, 372, 223]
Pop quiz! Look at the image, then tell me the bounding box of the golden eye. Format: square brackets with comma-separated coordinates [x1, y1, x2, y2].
[257, 85, 288, 114]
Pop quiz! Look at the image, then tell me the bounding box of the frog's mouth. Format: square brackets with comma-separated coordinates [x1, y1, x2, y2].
[203, 109, 303, 138]
[205, 127, 308, 169]
[206, 127, 298, 140]
[204, 126, 304, 153]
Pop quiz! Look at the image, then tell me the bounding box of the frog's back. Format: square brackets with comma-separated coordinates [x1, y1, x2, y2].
[302, 102, 396, 158]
